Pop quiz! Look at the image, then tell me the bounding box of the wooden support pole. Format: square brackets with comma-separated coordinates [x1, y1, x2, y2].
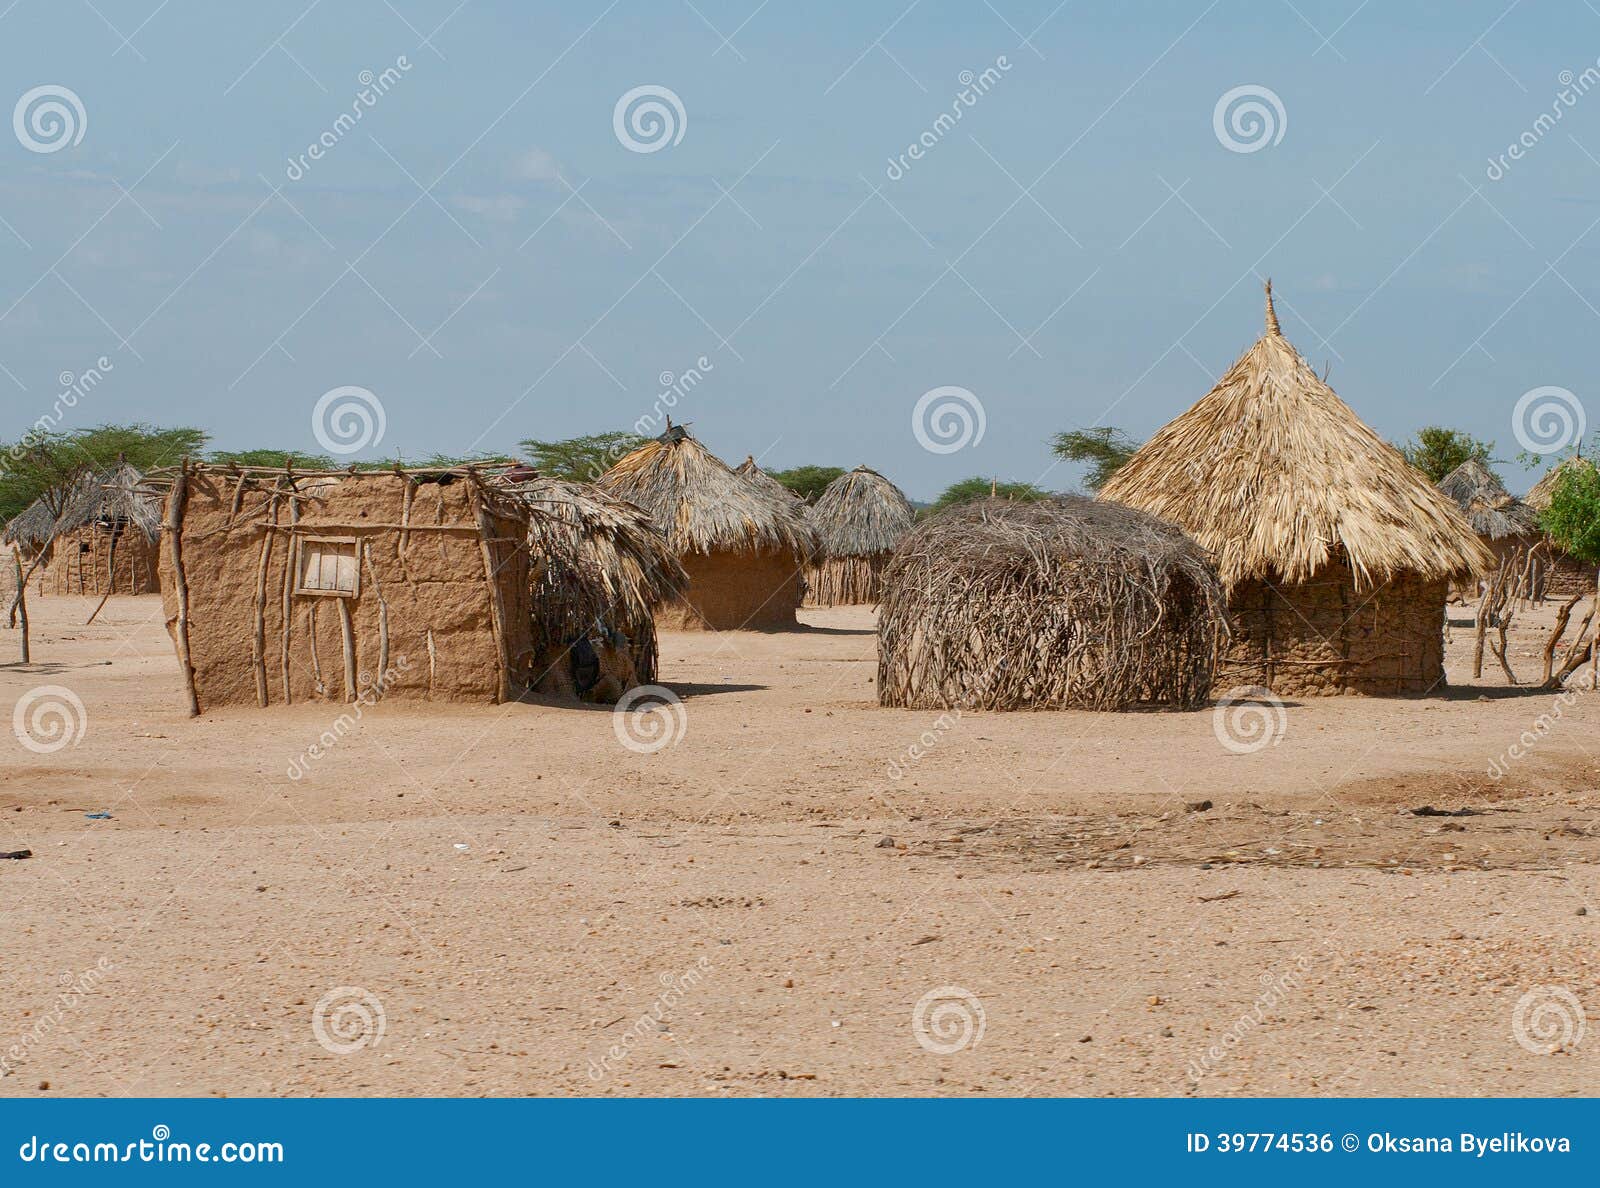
[166, 459, 201, 716]
[337, 596, 357, 703]
[14, 549, 28, 664]
[472, 485, 515, 703]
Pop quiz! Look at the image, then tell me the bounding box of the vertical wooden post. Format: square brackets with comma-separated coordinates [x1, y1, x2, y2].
[166, 459, 201, 716]
[337, 597, 357, 703]
[472, 483, 515, 703]
[250, 483, 277, 707]
[14, 549, 28, 664]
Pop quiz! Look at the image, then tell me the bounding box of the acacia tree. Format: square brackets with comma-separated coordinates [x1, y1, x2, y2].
[1051, 427, 1141, 491]
[518, 432, 647, 482]
[768, 465, 844, 501]
[1397, 427, 1493, 483]
[1539, 460, 1600, 686]
[931, 476, 1049, 513]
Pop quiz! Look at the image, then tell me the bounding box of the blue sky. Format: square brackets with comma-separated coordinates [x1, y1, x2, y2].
[1, 0, 1596, 498]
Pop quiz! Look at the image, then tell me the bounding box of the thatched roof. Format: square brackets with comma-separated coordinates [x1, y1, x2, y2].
[500, 473, 686, 626]
[735, 456, 801, 503]
[598, 426, 817, 559]
[2, 461, 161, 547]
[1100, 282, 1491, 589]
[809, 466, 915, 558]
[1437, 458, 1540, 541]
[877, 496, 1227, 711]
[1525, 454, 1597, 511]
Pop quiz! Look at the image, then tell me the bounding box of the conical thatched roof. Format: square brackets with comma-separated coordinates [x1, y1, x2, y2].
[1525, 454, 1597, 511]
[809, 466, 915, 558]
[598, 426, 817, 559]
[500, 473, 686, 625]
[1099, 282, 1491, 589]
[1437, 458, 1540, 541]
[735, 455, 801, 502]
[2, 461, 161, 548]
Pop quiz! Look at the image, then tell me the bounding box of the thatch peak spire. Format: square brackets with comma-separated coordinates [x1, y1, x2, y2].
[1264, 279, 1280, 336]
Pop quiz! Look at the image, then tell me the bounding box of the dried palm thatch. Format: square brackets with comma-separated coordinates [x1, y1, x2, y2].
[499, 473, 686, 684]
[1100, 283, 1491, 590]
[601, 427, 816, 559]
[735, 455, 802, 503]
[877, 497, 1227, 711]
[1525, 454, 1597, 511]
[1437, 457, 1540, 541]
[2, 460, 162, 548]
[806, 465, 916, 605]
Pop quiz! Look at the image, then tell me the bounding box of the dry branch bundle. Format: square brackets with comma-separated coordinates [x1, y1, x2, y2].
[877, 496, 1227, 711]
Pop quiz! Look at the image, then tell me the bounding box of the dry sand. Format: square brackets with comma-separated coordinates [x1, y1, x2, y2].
[0, 592, 1596, 1096]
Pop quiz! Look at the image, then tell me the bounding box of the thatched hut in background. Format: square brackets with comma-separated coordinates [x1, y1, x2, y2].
[1100, 283, 1490, 696]
[806, 465, 915, 605]
[1437, 458, 1542, 598]
[599, 426, 817, 630]
[498, 471, 686, 697]
[151, 462, 532, 713]
[877, 497, 1226, 711]
[1525, 455, 1598, 596]
[2, 461, 162, 596]
[735, 456, 802, 503]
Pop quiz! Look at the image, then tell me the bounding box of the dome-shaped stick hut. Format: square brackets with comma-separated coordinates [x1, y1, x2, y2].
[735, 456, 801, 503]
[1100, 281, 1491, 696]
[599, 426, 818, 630]
[499, 472, 687, 695]
[3, 461, 162, 596]
[877, 497, 1227, 711]
[806, 465, 915, 606]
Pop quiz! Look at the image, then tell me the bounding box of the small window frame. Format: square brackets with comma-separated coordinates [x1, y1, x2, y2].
[293, 535, 361, 599]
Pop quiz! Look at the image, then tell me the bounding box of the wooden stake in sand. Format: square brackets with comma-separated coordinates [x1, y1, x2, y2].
[473, 481, 515, 704]
[166, 459, 201, 716]
[13, 549, 28, 664]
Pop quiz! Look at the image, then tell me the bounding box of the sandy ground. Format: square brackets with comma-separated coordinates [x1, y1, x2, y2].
[0, 592, 1596, 1097]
